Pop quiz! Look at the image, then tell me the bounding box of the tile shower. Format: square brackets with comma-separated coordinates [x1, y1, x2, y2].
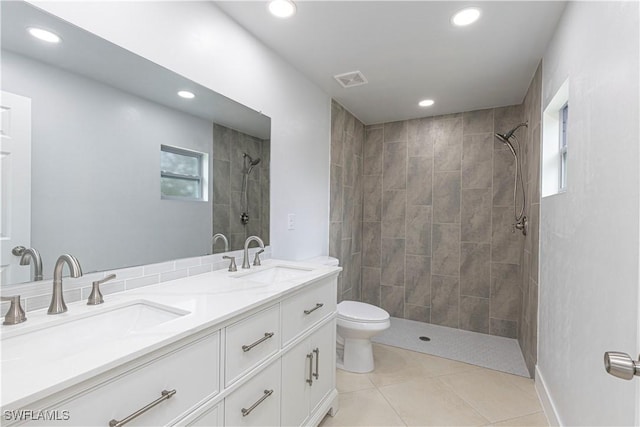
[212, 124, 270, 252]
[330, 67, 542, 377]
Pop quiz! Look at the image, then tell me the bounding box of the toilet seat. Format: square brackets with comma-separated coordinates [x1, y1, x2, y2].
[338, 301, 389, 323]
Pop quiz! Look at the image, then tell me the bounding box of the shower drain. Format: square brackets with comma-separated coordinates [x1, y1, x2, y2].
[419, 336, 431, 342]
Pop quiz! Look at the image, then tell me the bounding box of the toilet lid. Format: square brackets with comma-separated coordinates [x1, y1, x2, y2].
[337, 301, 389, 323]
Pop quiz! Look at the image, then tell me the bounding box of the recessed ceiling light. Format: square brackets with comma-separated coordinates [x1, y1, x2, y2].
[268, 0, 297, 18]
[451, 7, 481, 27]
[27, 27, 61, 43]
[177, 90, 195, 99]
[419, 99, 435, 107]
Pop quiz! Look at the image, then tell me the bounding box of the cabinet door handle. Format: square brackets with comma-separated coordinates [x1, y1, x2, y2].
[306, 353, 314, 385]
[304, 303, 323, 315]
[313, 348, 320, 379]
[242, 332, 274, 352]
[241, 389, 273, 417]
[109, 389, 176, 427]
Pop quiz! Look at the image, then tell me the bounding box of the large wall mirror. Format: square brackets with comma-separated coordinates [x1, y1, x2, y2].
[1, 1, 271, 286]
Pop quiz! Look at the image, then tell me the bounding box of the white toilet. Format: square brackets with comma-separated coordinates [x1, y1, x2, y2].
[336, 301, 390, 373]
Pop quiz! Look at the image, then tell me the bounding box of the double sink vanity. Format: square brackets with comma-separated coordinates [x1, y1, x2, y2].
[1, 260, 341, 427]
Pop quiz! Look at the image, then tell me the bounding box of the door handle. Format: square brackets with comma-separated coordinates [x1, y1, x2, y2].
[604, 351, 640, 380]
[306, 353, 314, 385]
[313, 348, 320, 380]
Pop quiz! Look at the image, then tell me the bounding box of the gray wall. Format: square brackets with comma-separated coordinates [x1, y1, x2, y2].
[329, 101, 365, 301]
[212, 123, 270, 252]
[2, 51, 214, 275]
[518, 63, 542, 377]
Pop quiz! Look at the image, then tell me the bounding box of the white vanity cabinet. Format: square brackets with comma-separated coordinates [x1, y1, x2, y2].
[14, 331, 221, 427]
[281, 319, 336, 427]
[2, 266, 339, 427]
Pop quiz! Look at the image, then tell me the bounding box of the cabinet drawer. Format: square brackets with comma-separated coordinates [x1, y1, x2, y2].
[31, 332, 220, 426]
[281, 277, 337, 346]
[224, 359, 281, 427]
[177, 402, 221, 427]
[225, 304, 280, 387]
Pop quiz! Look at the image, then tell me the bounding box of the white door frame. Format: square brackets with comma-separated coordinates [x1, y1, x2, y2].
[0, 91, 32, 285]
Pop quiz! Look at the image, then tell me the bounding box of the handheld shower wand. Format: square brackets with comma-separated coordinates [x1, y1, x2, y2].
[495, 122, 528, 235]
[240, 153, 262, 225]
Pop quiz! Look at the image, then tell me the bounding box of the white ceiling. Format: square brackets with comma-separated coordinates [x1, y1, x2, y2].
[2, 1, 270, 139]
[215, 1, 566, 125]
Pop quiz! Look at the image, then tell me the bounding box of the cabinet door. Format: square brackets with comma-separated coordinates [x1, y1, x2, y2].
[309, 319, 336, 413]
[280, 339, 311, 427]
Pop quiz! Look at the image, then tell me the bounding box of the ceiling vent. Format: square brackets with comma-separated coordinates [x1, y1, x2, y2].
[333, 71, 368, 88]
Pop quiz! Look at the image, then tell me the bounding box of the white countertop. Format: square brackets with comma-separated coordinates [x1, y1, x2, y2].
[0, 259, 341, 410]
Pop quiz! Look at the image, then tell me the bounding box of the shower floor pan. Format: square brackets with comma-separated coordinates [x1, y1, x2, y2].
[372, 317, 529, 377]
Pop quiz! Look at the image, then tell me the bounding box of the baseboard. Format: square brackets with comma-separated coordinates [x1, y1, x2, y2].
[535, 365, 562, 426]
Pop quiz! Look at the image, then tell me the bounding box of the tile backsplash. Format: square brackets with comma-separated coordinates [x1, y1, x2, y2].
[1, 247, 271, 315]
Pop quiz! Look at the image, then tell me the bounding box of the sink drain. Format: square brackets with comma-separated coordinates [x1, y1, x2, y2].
[419, 336, 431, 342]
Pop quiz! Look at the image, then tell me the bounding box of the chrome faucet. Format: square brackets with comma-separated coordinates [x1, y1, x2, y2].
[87, 274, 117, 305]
[212, 233, 229, 253]
[1, 295, 26, 325]
[242, 236, 264, 269]
[19, 248, 43, 281]
[48, 254, 83, 315]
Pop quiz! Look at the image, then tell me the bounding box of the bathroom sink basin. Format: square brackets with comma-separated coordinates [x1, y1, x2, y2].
[1, 300, 189, 363]
[234, 266, 314, 284]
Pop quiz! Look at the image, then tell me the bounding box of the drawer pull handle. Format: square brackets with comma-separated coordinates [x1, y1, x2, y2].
[109, 389, 176, 427]
[304, 303, 323, 315]
[241, 389, 273, 417]
[306, 352, 314, 385]
[242, 332, 275, 352]
[313, 347, 320, 379]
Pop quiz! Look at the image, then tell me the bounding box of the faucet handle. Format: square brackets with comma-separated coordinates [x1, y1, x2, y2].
[87, 274, 116, 305]
[223, 256, 237, 272]
[253, 249, 265, 267]
[1, 295, 27, 325]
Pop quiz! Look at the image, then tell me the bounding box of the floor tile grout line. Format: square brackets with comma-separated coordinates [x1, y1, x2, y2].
[435, 368, 543, 425]
[493, 410, 548, 426]
[432, 375, 493, 425]
[372, 375, 410, 427]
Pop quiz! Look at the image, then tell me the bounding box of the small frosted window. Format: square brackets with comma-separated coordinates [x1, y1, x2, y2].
[559, 104, 568, 191]
[160, 145, 205, 200]
[542, 79, 569, 197]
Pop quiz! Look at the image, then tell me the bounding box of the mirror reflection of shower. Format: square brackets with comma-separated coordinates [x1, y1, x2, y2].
[495, 122, 528, 235]
[240, 153, 261, 225]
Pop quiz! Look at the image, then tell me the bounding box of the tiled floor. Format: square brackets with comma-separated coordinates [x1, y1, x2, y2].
[319, 344, 548, 427]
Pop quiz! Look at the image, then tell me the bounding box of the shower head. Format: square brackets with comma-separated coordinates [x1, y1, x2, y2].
[496, 122, 528, 142]
[243, 153, 261, 175]
[495, 122, 528, 155]
[494, 132, 511, 145]
[243, 153, 261, 167]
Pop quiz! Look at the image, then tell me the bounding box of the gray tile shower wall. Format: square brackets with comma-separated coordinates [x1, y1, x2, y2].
[518, 62, 542, 377]
[330, 97, 540, 353]
[330, 101, 365, 302]
[212, 124, 270, 251]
